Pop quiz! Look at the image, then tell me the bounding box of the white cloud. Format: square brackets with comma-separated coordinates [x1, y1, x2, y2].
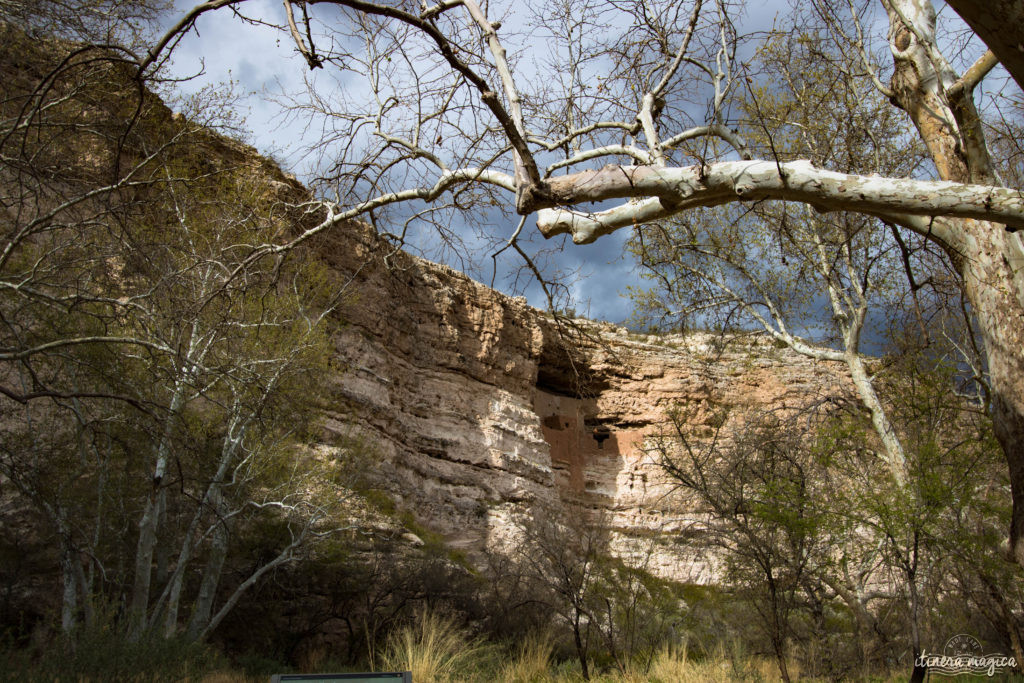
[163, 0, 311, 172]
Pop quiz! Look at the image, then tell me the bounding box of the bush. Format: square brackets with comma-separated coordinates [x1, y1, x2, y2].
[1, 626, 224, 682]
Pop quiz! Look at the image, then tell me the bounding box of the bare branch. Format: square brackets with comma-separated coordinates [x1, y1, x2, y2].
[283, 0, 324, 69]
[949, 49, 999, 98]
[140, 0, 243, 73]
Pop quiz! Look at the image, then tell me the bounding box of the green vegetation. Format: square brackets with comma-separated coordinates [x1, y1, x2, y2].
[2, 4, 1023, 682]
[2, 631, 918, 683]
[0, 8, 353, 657]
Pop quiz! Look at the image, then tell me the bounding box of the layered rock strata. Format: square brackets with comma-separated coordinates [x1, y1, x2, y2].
[317, 225, 852, 582]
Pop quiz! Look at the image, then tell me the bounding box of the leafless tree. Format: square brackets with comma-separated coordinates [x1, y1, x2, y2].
[143, 0, 1024, 566]
[514, 507, 608, 680]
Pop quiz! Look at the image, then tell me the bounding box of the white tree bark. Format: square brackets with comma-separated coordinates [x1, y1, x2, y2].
[535, 160, 1021, 244]
[160, 404, 251, 637]
[127, 378, 185, 640]
[160, 438, 238, 637]
[185, 487, 230, 640]
[128, 310, 209, 639]
[881, 0, 1024, 566]
[192, 508, 319, 642]
[58, 517, 78, 634]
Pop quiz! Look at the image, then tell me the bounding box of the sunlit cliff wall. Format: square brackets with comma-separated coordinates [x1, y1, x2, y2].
[315, 224, 852, 581]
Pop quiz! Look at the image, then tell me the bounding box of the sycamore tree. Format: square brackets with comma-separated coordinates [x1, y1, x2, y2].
[117, 152, 348, 642]
[628, 26, 933, 487]
[0, 5, 354, 642]
[0, 115, 350, 643]
[144, 0, 1024, 563]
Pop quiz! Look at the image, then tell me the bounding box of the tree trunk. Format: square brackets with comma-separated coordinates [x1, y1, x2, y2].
[178, 423, 249, 639]
[196, 528, 309, 642]
[128, 488, 164, 640]
[985, 576, 1024, 669]
[573, 611, 590, 681]
[961, 223, 1024, 565]
[773, 633, 792, 683]
[128, 378, 186, 639]
[155, 490, 169, 588]
[163, 428, 243, 637]
[73, 553, 94, 629]
[767, 580, 792, 683]
[883, 0, 1024, 567]
[907, 554, 926, 683]
[59, 529, 77, 634]
[804, 585, 835, 678]
[161, 503, 201, 637]
[186, 488, 229, 640]
[845, 351, 908, 485]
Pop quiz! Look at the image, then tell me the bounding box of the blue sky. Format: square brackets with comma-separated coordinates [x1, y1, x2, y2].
[159, 0, 647, 324]
[157, 0, 996, 329]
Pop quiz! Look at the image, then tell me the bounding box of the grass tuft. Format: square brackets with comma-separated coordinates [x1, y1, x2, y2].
[380, 610, 484, 683]
[500, 632, 555, 682]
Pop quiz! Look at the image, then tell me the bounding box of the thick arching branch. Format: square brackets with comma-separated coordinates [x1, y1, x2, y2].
[534, 160, 1022, 243]
[949, 49, 999, 98]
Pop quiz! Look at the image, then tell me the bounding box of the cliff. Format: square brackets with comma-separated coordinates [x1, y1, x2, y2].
[314, 224, 852, 582]
[0, 24, 851, 587]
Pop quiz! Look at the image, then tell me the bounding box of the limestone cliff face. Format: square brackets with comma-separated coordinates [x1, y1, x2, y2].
[317, 226, 850, 581]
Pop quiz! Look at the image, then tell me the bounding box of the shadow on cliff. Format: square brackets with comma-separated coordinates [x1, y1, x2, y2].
[306, 221, 625, 554]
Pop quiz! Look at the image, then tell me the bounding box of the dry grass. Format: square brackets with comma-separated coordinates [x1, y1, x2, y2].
[379, 610, 486, 683]
[591, 645, 790, 683]
[500, 632, 555, 682]
[193, 650, 909, 683]
[196, 673, 255, 683]
[191, 634, 908, 683]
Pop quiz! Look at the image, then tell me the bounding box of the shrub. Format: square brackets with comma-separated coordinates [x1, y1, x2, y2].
[1, 626, 223, 682]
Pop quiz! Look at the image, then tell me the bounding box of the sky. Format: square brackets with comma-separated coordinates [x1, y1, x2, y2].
[158, 0, 646, 324]
[155, 0, 999, 331]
